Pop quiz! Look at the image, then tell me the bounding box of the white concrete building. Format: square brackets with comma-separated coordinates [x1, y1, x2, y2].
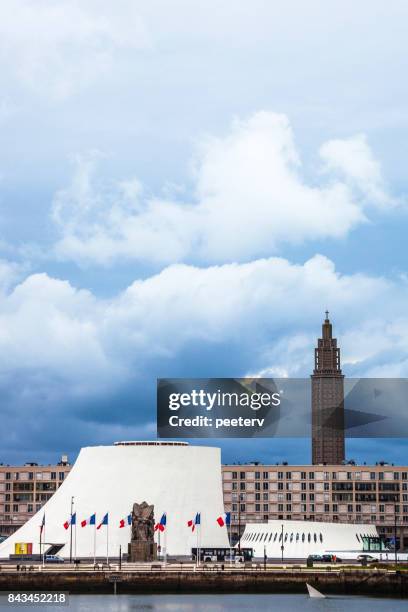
[0, 442, 229, 559]
[240, 519, 381, 560]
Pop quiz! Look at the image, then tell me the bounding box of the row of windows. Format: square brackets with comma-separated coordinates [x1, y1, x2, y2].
[229, 482, 408, 492]
[228, 471, 408, 481]
[242, 530, 324, 544]
[230, 502, 408, 514]
[1, 472, 66, 480]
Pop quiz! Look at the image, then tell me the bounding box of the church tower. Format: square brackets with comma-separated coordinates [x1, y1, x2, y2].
[311, 312, 345, 465]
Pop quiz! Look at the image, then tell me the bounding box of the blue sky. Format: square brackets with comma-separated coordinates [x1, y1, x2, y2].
[1, 0, 408, 466]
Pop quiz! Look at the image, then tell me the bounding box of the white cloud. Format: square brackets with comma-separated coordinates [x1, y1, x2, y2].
[51, 112, 394, 266]
[0, 0, 151, 100]
[320, 134, 396, 207]
[1, 253, 408, 401]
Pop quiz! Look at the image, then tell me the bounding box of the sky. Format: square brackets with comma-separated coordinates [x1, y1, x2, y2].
[1, 0, 408, 466]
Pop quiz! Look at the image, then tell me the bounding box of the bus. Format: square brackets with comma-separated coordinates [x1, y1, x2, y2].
[191, 547, 253, 563]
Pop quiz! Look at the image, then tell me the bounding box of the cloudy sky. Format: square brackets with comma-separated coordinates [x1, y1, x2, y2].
[1, 0, 408, 465]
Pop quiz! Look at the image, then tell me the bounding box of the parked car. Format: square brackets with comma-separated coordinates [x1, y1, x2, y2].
[307, 554, 342, 563]
[307, 554, 323, 562]
[322, 554, 342, 563]
[357, 554, 376, 563]
[45, 555, 64, 563]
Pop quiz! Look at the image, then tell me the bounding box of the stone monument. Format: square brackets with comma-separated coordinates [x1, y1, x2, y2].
[128, 501, 157, 562]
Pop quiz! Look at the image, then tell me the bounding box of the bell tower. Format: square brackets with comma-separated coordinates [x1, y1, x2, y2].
[311, 312, 345, 464]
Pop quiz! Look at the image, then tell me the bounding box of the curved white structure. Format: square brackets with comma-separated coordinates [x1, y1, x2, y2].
[240, 519, 379, 559]
[0, 442, 229, 559]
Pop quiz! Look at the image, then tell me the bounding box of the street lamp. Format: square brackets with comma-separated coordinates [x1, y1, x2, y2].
[237, 493, 244, 554]
[394, 501, 398, 567]
[281, 524, 284, 563]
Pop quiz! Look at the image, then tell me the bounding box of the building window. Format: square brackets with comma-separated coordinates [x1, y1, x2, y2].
[278, 482, 283, 490]
[286, 493, 292, 501]
[309, 493, 315, 501]
[332, 472, 337, 480]
[301, 482, 306, 490]
[232, 471, 237, 479]
[402, 472, 407, 480]
[255, 482, 261, 491]
[286, 504, 291, 512]
[255, 493, 261, 501]
[255, 504, 260, 512]
[240, 471, 246, 480]
[370, 472, 376, 480]
[347, 472, 352, 480]
[301, 472, 306, 480]
[263, 504, 269, 512]
[263, 482, 269, 490]
[255, 472, 260, 479]
[278, 472, 284, 480]
[286, 472, 292, 480]
[309, 483, 315, 490]
[5, 472, 11, 480]
[263, 471, 268, 479]
[324, 504, 330, 512]
[347, 504, 353, 512]
[59, 472, 65, 481]
[309, 472, 314, 479]
[379, 472, 384, 480]
[13, 504, 18, 512]
[278, 504, 284, 512]
[240, 482, 246, 491]
[356, 504, 361, 512]
[324, 483, 329, 491]
[333, 504, 338, 512]
[263, 493, 268, 500]
[394, 472, 400, 480]
[301, 493, 306, 501]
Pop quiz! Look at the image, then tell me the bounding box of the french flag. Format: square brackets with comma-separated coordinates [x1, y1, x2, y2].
[216, 512, 231, 527]
[119, 514, 132, 528]
[187, 512, 200, 532]
[97, 513, 109, 530]
[155, 513, 167, 532]
[63, 512, 76, 530]
[81, 513, 96, 528]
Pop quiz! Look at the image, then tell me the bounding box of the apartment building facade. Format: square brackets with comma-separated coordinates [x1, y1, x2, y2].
[222, 463, 408, 549]
[0, 457, 71, 538]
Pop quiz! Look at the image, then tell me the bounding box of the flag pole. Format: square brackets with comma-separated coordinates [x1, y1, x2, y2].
[164, 515, 167, 567]
[69, 496, 74, 564]
[42, 516, 45, 567]
[93, 519, 96, 566]
[106, 519, 109, 566]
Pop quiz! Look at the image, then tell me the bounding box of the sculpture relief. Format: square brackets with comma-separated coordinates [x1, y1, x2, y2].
[131, 501, 155, 543]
